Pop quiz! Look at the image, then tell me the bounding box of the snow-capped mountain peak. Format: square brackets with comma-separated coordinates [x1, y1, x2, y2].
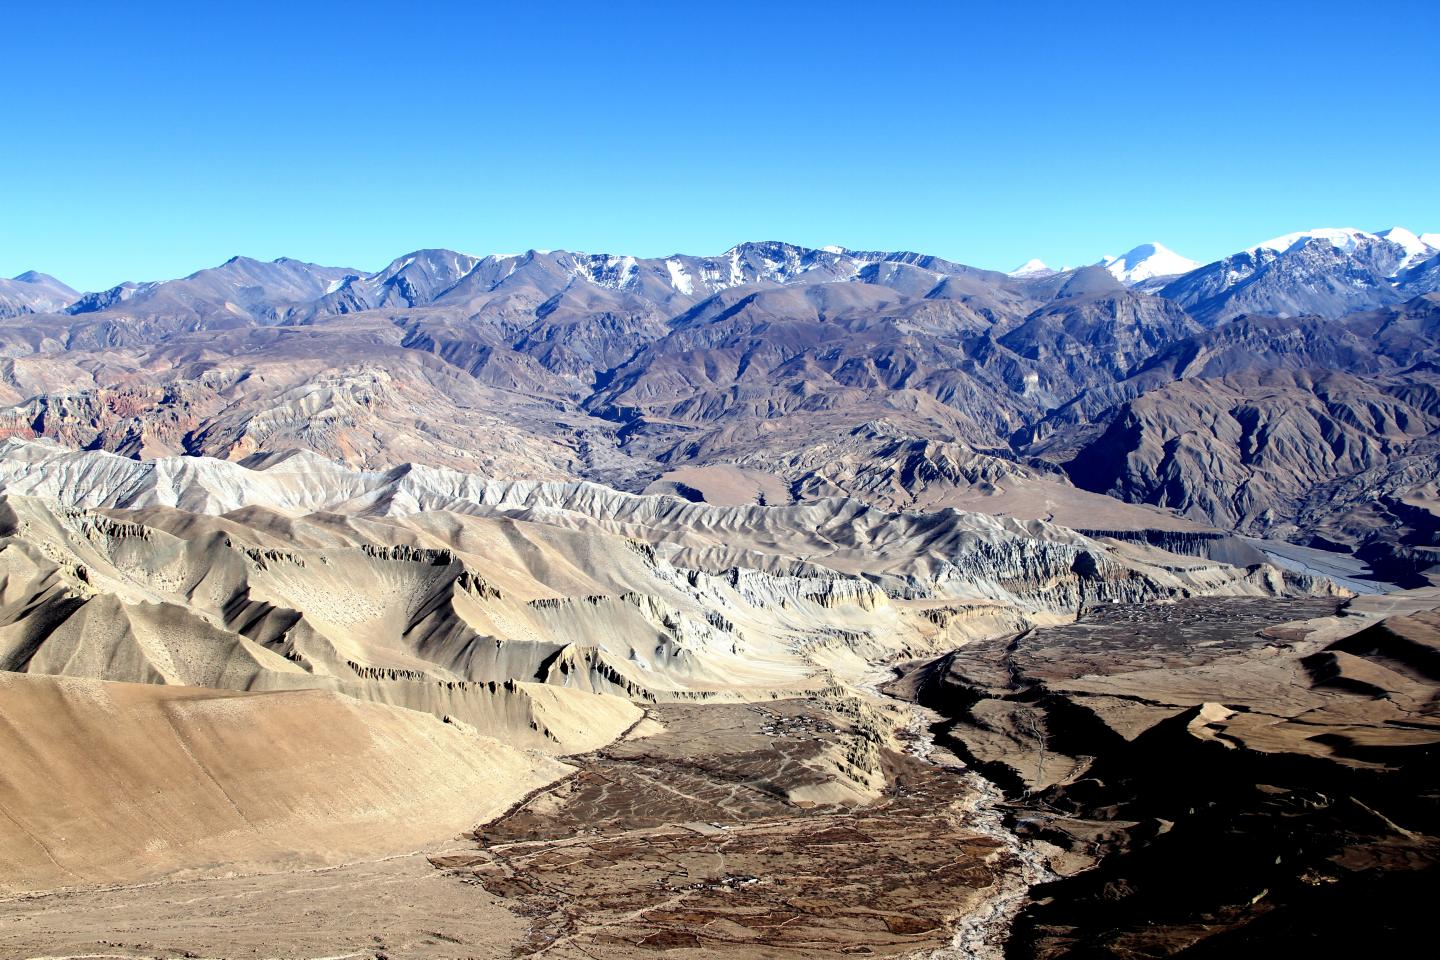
[1096, 243, 1199, 285]
[1008, 258, 1053, 278]
[1242, 226, 1436, 276]
[1248, 227, 1375, 256]
[1377, 227, 1440, 272]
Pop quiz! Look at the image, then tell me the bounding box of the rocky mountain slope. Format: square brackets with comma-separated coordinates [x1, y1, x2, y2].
[1016, 294, 1440, 578]
[1159, 228, 1438, 325]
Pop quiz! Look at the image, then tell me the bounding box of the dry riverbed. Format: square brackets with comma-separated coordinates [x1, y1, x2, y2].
[433, 697, 1030, 958]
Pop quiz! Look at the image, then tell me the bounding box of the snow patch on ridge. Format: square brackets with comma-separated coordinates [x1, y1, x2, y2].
[1243, 226, 1437, 276]
[665, 258, 694, 296]
[1249, 227, 1373, 256]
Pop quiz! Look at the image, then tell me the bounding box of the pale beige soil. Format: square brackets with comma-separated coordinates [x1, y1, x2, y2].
[0, 674, 567, 893]
[0, 853, 523, 960]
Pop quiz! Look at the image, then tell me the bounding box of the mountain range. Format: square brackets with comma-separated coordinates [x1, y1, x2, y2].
[8, 226, 1436, 321]
[0, 225, 1437, 588]
[3, 224, 1438, 955]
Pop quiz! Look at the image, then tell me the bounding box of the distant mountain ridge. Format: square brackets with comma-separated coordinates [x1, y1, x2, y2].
[13, 225, 1433, 329]
[65, 256, 357, 323]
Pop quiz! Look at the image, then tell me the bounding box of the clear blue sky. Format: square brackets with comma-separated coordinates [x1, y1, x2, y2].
[4, 0, 1437, 291]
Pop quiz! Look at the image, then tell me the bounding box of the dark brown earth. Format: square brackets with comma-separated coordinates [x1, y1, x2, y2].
[434, 698, 1015, 958]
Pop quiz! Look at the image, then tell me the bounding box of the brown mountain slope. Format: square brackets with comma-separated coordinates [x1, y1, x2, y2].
[1060, 368, 1440, 540]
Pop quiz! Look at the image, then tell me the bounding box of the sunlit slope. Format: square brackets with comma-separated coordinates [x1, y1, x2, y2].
[0, 672, 568, 892]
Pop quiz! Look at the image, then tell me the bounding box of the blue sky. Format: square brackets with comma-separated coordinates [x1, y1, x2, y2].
[4, 0, 1437, 291]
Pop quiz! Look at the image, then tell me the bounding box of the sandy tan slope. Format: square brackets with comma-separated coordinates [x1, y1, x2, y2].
[0, 672, 569, 893]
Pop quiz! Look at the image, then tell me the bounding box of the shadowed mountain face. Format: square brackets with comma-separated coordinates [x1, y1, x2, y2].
[0, 238, 1437, 586]
[1061, 368, 1440, 533]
